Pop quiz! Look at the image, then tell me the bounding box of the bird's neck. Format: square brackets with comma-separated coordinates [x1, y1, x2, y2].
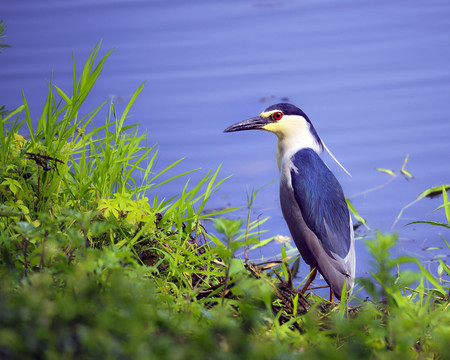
[276, 134, 323, 171]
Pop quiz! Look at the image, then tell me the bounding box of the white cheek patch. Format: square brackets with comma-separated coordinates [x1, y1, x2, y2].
[263, 115, 324, 164]
[263, 119, 292, 134]
[262, 115, 309, 138]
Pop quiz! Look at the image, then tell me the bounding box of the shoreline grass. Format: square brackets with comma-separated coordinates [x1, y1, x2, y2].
[0, 44, 449, 359]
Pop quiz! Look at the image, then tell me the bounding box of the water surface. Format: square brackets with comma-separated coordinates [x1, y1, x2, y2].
[2, 0, 449, 291]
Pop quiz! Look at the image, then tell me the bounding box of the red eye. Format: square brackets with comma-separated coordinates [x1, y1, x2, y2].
[272, 112, 283, 120]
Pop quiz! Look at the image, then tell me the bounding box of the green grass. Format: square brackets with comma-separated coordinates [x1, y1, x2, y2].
[0, 44, 449, 359]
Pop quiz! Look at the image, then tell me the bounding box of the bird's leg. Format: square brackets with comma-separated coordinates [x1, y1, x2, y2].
[300, 266, 317, 294]
[329, 290, 334, 302]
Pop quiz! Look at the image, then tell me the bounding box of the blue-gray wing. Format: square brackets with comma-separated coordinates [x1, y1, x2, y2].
[290, 149, 351, 259]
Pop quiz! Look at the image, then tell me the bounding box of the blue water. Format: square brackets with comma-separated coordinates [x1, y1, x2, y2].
[1, 0, 449, 293]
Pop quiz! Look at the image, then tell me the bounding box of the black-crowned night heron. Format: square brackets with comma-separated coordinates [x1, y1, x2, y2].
[224, 103, 355, 301]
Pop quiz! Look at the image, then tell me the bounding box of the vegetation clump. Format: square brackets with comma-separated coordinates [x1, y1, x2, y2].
[0, 44, 449, 359]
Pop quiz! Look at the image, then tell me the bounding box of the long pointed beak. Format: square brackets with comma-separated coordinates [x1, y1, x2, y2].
[223, 116, 268, 133]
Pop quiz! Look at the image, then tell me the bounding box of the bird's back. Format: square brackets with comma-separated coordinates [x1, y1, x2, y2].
[280, 148, 355, 299]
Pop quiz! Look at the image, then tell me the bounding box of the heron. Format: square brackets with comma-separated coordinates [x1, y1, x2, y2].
[224, 103, 355, 301]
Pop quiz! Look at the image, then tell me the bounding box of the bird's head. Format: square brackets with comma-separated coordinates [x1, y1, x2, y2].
[224, 103, 323, 152]
[224, 103, 351, 176]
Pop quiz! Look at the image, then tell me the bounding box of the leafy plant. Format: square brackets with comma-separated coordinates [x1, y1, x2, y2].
[1, 43, 449, 360]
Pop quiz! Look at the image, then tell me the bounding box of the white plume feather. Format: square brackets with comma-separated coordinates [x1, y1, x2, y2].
[322, 141, 352, 177]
